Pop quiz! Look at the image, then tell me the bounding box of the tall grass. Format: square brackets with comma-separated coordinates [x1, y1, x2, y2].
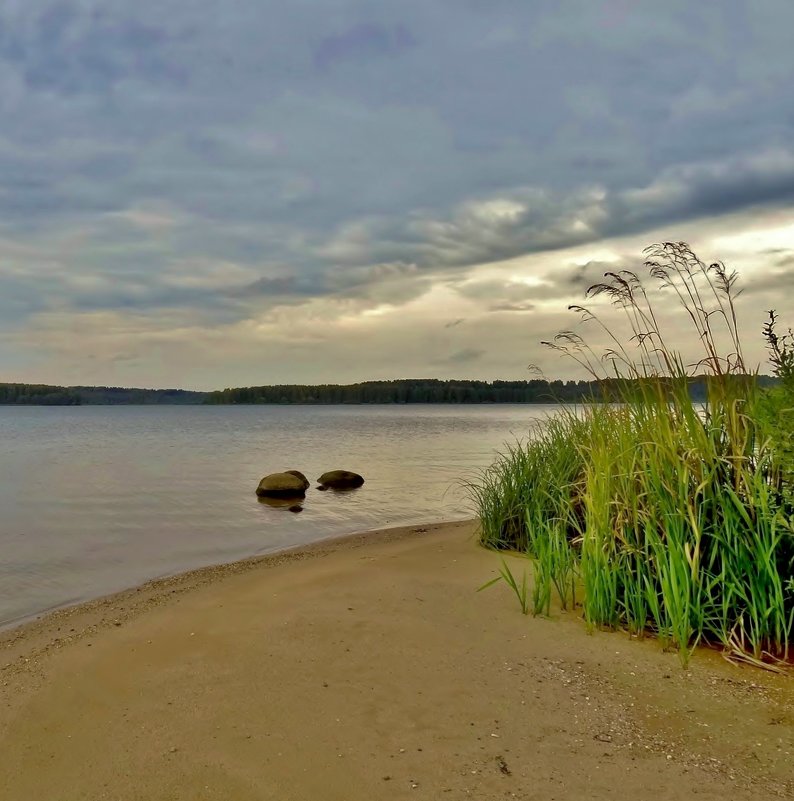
[472, 242, 794, 668]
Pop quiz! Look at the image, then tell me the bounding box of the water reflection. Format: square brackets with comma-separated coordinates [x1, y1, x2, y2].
[257, 496, 305, 510]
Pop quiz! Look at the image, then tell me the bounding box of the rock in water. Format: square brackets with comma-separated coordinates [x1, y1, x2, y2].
[256, 472, 308, 498]
[317, 470, 365, 490]
[288, 504, 303, 514]
[284, 470, 310, 490]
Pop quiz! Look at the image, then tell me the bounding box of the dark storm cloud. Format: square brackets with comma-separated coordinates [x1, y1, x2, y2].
[1, 0, 794, 378]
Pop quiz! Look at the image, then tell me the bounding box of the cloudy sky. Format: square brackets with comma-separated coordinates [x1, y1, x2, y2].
[1, 1, 793, 389]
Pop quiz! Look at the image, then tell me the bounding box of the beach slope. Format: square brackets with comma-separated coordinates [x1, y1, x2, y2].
[1, 520, 792, 800]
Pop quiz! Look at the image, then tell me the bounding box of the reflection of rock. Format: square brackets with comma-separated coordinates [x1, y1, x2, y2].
[258, 495, 302, 510]
[317, 470, 365, 490]
[256, 472, 308, 498]
[285, 470, 310, 490]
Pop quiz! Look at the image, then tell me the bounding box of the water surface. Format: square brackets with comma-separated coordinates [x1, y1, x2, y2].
[0, 404, 558, 627]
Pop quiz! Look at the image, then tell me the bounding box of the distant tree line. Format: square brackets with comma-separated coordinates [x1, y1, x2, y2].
[73, 386, 207, 405]
[0, 384, 207, 405]
[1, 377, 779, 406]
[204, 376, 780, 405]
[0, 383, 82, 405]
[205, 379, 589, 404]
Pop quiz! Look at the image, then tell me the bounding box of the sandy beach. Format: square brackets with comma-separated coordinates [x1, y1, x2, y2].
[1, 520, 792, 801]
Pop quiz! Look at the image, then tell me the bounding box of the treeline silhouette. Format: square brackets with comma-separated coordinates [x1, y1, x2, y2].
[2, 377, 779, 406]
[205, 376, 778, 405]
[206, 379, 591, 404]
[0, 384, 82, 405]
[0, 384, 207, 405]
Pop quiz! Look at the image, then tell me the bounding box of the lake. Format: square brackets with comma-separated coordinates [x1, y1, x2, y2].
[0, 404, 559, 628]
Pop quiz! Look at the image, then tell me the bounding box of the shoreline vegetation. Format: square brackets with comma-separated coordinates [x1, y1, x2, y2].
[0, 374, 782, 406]
[470, 242, 794, 671]
[0, 384, 207, 405]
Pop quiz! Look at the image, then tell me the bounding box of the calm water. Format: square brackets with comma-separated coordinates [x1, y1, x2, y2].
[0, 404, 558, 628]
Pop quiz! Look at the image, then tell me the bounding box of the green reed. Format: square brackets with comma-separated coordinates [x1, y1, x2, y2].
[478, 556, 531, 615]
[473, 243, 794, 668]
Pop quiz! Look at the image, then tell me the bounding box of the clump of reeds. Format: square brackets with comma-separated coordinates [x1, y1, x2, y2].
[472, 242, 794, 669]
[759, 311, 794, 497]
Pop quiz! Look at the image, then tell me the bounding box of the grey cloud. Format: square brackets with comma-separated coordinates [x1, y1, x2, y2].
[774, 252, 794, 269]
[0, 275, 50, 323]
[237, 275, 322, 298]
[111, 353, 141, 363]
[324, 262, 432, 306]
[738, 260, 794, 298]
[454, 260, 633, 310]
[455, 279, 541, 303]
[489, 303, 535, 313]
[230, 262, 424, 308]
[319, 151, 794, 275]
[313, 23, 416, 70]
[439, 348, 485, 365]
[555, 261, 630, 295]
[614, 152, 794, 230]
[0, 3, 186, 94]
[1, 1, 794, 383]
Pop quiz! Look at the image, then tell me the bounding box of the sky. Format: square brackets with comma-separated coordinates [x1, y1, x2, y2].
[1, 0, 793, 390]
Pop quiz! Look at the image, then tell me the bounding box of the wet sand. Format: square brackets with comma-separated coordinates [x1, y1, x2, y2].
[1, 520, 792, 800]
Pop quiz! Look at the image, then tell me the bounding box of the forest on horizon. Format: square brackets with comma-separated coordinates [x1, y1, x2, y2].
[0, 376, 780, 406]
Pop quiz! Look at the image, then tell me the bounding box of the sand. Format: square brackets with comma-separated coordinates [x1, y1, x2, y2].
[1, 520, 792, 801]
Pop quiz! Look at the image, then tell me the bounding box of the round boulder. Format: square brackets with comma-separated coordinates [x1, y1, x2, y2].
[317, 470, 365, 490]
[256, 472, 308, 498]
[285, 470, 310, 490]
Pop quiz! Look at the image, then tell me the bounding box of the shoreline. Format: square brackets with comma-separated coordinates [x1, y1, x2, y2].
[2, 518, 792, 800]
[1, 518, 470, 657]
